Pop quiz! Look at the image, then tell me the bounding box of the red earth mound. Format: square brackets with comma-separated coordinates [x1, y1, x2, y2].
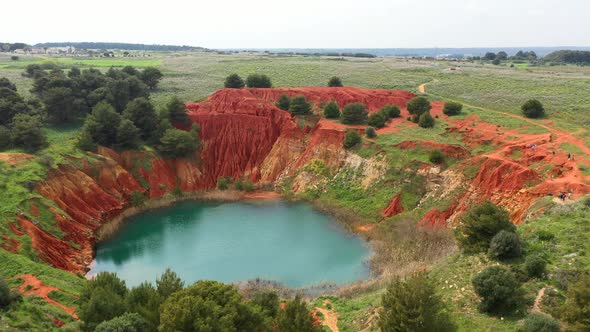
[383, 193, 403, 217]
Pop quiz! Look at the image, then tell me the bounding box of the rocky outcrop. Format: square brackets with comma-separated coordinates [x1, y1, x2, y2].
[383, 194, 403, 217]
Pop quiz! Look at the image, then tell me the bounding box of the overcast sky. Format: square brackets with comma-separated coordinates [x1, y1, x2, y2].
[2, 0, 588, 48]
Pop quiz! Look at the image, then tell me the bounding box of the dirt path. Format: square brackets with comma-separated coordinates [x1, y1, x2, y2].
[532, 287, 546, 313]
[316, 299, 339, 332]
[418, 83, 426, 94]
[17, 274, 78, 319]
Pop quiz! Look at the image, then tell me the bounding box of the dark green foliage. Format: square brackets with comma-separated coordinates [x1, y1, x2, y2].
[407, 97, 432, 123]
[95, 313, 148, 332]
[156, 268, 184, 300]
[217, 177, 231, 190]
[116, 119, 141, 149]
[367, 111, 387, 128]
[323, 101, 340, 119]
[429, 149, 444, 164]
[472, 266, 521, 313]
[130, 191, 147, 207]
[276, 295, 321, 332]
[418, 112, 435, 128]
[275, 94, 291, 111]
[492, 59, 501, 65]
[0, 77, 16, 91]
[288, 95, 312, 116]
[125, 282, 161, 330]
[381, 105, 401, 118]
[365, 126, 377, 138]
[328, 76, 343, 87]
[455, 201, 515, 253]
[234, 179, 244, 191]
[525, 254, 547, 278]
[123, 97, 158, 142]
[10, 114, 47, 152]
[523, 313, 560, 332]
[484, 52, 497, 60]
[443, 102, 463, 116]
[158, 280, 264, 332]
[165, 96, 191, 127]
[488, 230, 522, 260]
[0, 86, 33, 126]
[77, 130, 97, 152]
[0, 278, 21, 308]
[545, 50, 590, 64]
[83, 102, 122, 147]
[379, 272, 455, 332]
[140, 67, 163, 90]
[246, 74, 272, 88]
[224, 74, 245, 89]
[341, 103, 368, 124]
[0, 125, 11, 150]
[122, 66, 140, 77]
[343, 130, 361, 149]
[521, 99, 545, 118]
[68, 67, 81, 78]
[79, 272, 128, 331]
[561, 275, 590, 331]
[244, 180, 255, 192]
[158, 127, 199, 158]
[251, 291, 279, 319]
[496, 51, 508, 61]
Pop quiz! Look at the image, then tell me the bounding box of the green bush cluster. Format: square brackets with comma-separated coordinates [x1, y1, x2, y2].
[343, 130, 361, 149]
[79, 269, 318, 332]
[341, 103, 368, 124]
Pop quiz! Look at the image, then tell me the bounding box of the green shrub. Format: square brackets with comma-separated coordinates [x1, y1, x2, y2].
[158, 126, 199, 159]
[343, 130, 361, 149]
[275, 94, 291, 111]
[159, 280, 264, 332]
[521, 99, 545, 118]
[246, 74, 272, 88]
[95, 313, 148, 332]
[429, 150, 444, 164]
[341, 103, 368, 124]
[525, 254, 547, 278]
[365, 126, 377, 138]
[407, 97, 431, 122]
[488, 230, 522, 260]
[472, 266, 521, 313]
[379, 272, 455, 332]
[323, 101, 340, 119]
[289, 95, 312, 116]
[0, 278, 21, 308]
[244, 180, 255, 192]
[276, 295, 321, 332]
[217, 177, 231, 190]
[0, 125, 11, 150]
[418, 112, 435, 128]
[234, 179, 244, 191]
[455, 200, 515, 253]
[224, 74, 245, 89]
[328, 76, 343, 87]
[561, 275, 590, 331]
[523, 313, 560, 332]
[130, 191, 147, 207]
[443, 102, 463, 116]
[368, 112, 387, 128]
[381, 104, 401, 118]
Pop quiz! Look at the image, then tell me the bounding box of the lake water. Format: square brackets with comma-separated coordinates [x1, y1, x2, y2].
[89, 200, 371, 288]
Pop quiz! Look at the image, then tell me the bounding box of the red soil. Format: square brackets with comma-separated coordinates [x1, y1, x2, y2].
[383, 193, 403, 217]
[0, 152, 34, 166]
[18, 274, 78, 319]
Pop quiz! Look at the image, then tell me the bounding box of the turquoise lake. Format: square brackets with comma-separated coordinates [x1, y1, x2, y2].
[89, 200, 371, 288]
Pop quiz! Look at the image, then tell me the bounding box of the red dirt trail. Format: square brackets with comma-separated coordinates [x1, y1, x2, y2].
[17, 274, 78, 319]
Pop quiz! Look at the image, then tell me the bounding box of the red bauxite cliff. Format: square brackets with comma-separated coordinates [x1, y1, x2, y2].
[10, 87, 415, 273]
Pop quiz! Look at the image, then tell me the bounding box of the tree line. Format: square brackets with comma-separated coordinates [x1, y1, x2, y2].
[1, 64, 200, 158]
[74, 268, 322, 332]
[544, 50, 590, 64]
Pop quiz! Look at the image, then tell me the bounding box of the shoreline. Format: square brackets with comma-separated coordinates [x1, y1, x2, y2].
[88, 189, 381, 293]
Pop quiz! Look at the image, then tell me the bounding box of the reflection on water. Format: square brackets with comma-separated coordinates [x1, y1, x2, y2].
[89, 200, 370, 288]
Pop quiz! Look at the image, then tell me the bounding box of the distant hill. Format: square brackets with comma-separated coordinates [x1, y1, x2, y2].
[225, 47, 590, 58]
[544, 50, 590, 64]
[33, 42, 208, 52]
